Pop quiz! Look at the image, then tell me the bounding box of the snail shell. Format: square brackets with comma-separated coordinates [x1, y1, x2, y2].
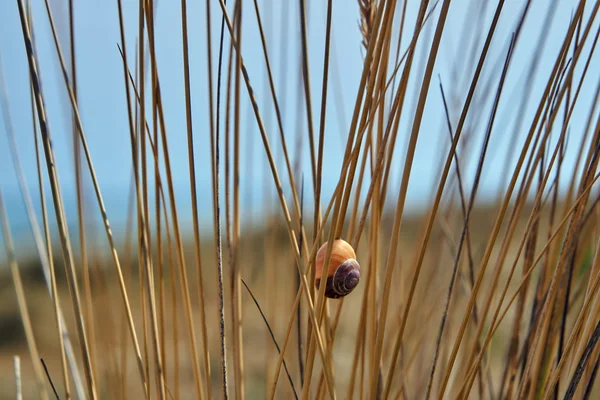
[315, 239, 360, 299]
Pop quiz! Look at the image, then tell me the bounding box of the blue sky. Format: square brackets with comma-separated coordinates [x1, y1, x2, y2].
[1, 0, 599, 252]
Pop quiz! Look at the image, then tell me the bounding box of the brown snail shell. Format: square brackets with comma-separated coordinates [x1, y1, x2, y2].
[315, 239, 360, 299]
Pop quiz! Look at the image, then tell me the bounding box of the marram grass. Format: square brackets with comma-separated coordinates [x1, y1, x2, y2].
[2, 0, 600, 399]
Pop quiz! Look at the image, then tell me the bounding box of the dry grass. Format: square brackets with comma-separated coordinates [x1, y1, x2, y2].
[2, 0, 600, 399]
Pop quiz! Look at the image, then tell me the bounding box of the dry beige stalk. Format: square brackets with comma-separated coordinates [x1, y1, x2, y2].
[360, 0, 377, 50]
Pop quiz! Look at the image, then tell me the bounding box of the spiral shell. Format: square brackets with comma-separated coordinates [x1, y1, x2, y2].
[315, 239, 360, 299]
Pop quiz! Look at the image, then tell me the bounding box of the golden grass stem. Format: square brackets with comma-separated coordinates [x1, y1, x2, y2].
[0, 191, 49, 400]
[298, 0, 318, 196]
[16, 1, 99, 396]
[214, 3, 336, 397]
[9, 1, 600, 398]
[302, 0, 398, 396]
[232, 1, 245, 397]
[370, 0, 455, 397]
[180, 0, 213, 395]
[214, 0, 231, 397]
[118, 40, 207, 398]
[14, 356, 22, 400]
[67, 0, 100, 391]
[1, 50, 81, 399]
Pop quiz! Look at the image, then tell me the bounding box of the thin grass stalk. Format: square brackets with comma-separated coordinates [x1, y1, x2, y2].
[200, 0, 219, 379]
[249, 0, 308, 240]
[153, 59, 166, 400]
[538, 143, 600, 398]
[387, 0, 407, 109]
[241, 278, 298, 399]
[317, 3, 389, 390]
[224, 0, 235, 329]
[302, 1, 398, 395]
[214, 3, 336, 396]
[515, 7, 599, 396]
[309, 0, 399, 278]
[571, 185, 600, 394]
[346, 251, 373, 399]
[370, 151, 383, 400]
[42, 0, 182, 393]
[240, 14, 318, 371]
[119, 42, 209, 397]
[214, 0, 230, 395]
[232, 0, 244, 396]
[423, 37, 514, 399]
[225, 10, 236, 399]
[14, 356, 22, 400]
[555, 80, 600, 386]
[314, 0, 334, 261]
[67, 0, 99, 389]
[564, 311, 600, 400]
[132, 22, 210, 400]
[296, 179, 305, 387]
[471, 168, 600, 365]
[15, 1, 98, 396]
[497, 0, 557, 196]
[512, 55, 575, 400]
[517, 193, 599, 398]
[118, 176, 135, 397]
[370, 31, 395, 393]
[264, 217, 277, 392]
[552, 23, 587, 400]
[333, 47, 433, 387]
[1, 55, 79, 400]
[168, 234, 180, 398]
[348, 3, 442, 250]
[30, 3, 89, 396]
[446, 35, 520, 400]
[140, 3, 168, 396]
[274, 0, 303, 387]
[158, 180, 180, 399]
[437, 79, 483, 390]
[579, 245, 600, 399]
[554, 15, 593, 391]
[377, 0, 432, 206]
[582, 348, 600, 399]
[462, 78, 564, 399]
[133, 3, 152, 394]
[475, 170, 600, 399]
[180, 0, 212, 394]
[297, 0, 317, 198]
[538, 57, 580, 400]
[223, 2, 240, 396]
[433, 2, 580, 397]
[383, 11, 446, 225]
[458, 39, 575, 400]
[268, 197, 340, 399]
[307, 0, 336, 395]
[0, 191, 49, 400]
[138, 197, 150, 399]
[141, 2, 160, 396]
[346, 131, 370, 242]
[114, 4, 151, 396]
[136, 39, 151, 393]
[352, 23, 394, 399]
[369, 0, 458, 396]
[499, 182, 544, 398]
[499, 33, 565, 392]
[331, 0, 398, 243]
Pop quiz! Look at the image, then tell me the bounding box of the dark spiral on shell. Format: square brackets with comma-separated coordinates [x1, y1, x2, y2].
[317, 259, 360, 299]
